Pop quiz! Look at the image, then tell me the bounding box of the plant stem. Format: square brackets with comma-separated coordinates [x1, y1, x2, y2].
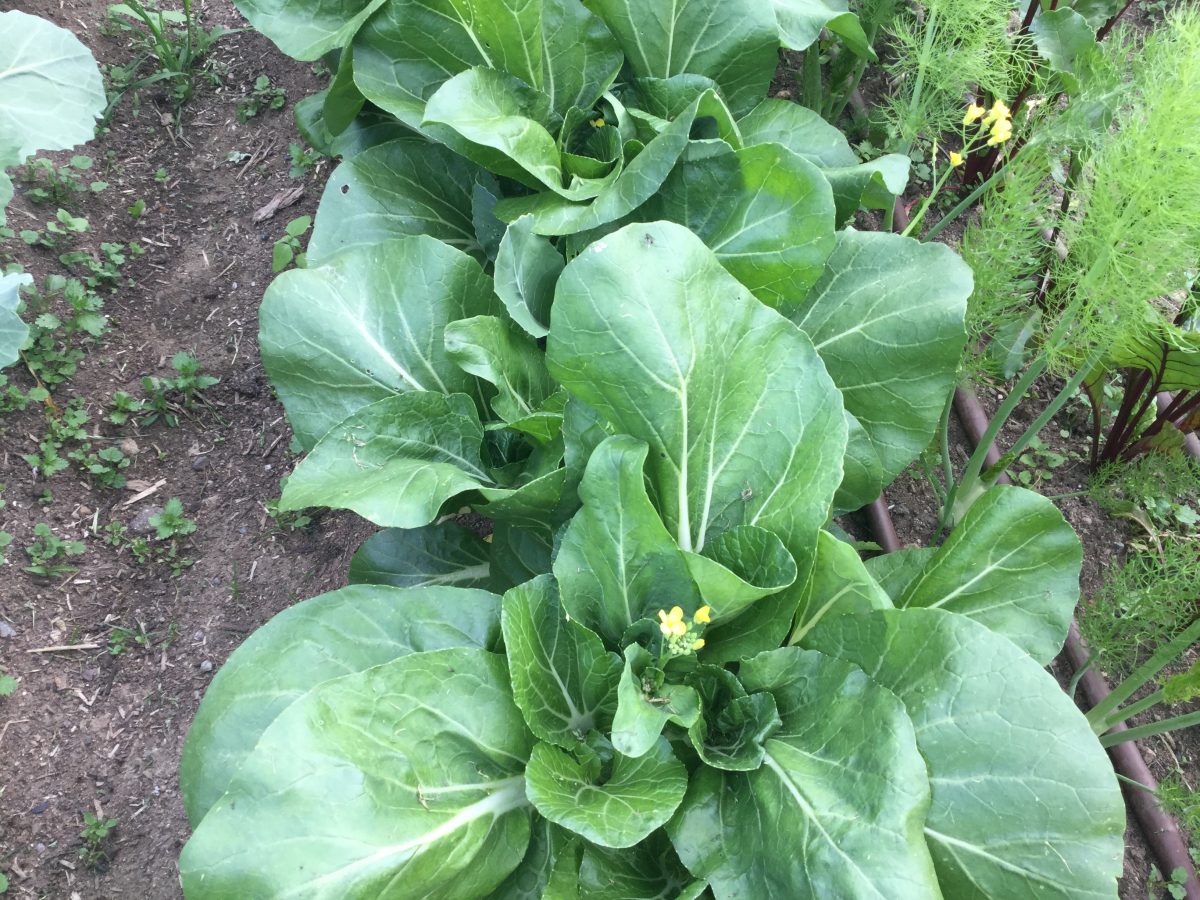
[1086, 618, 1200, 731]
[1101, 710, 1200, 748]
[924, 163, 1007, 241]
[801, 47, 823, 111]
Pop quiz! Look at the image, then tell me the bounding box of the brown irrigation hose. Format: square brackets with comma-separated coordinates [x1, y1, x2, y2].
[949, 385, 1200, 897]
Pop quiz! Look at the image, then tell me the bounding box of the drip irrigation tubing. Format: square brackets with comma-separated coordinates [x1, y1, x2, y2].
[862, 383, 1199, 896]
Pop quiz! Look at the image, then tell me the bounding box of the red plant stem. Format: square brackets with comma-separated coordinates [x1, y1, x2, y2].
[932, 385, 1200, 898]
[1097, 0, 1136, 42]
[1122, 391, 1200, 461]
[1159, 393, 1200, 457]
[1100, 368, 1152, 465]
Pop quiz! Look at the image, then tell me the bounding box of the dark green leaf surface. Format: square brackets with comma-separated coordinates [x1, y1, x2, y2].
[863, 547, 933, 602]
[897, 485, 1082, 664]
[772, 0, 873, 57]
[808, 609, 1125, 899]
[445, 315, 558, 424]
[670, 646, 938, 898]
[681, 525, 797, 622]
[502, 575, 621, 746]
[525, 739, 687, 848]
[181, 649, 533, 898]
[792, 230, 968, 494]
[348, 522, 493, 589]
[654, 143, 837, 309]
[555, 435, 701, 645]
[180, 585, 501, 825]
[685, 665, 781, 771]
[232, 0, 385, 58]
[790, 529, 891, 643]
[611, 644, 701, 757]
[278, 392, 492, 526]
[578, 830, 700, 899]
[260, 236, 499, 448]
[494, 214, 565, 338]
[307, 140, 483, 265]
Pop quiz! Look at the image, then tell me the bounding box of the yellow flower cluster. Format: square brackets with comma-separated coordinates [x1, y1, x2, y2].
[964, 99, 1013, 147]
[657, 605, 710, 656]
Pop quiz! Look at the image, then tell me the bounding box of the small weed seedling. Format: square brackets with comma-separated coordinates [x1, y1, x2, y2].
[140, 351, 218, 426]
[105, 500, 196, 575]
[237, 75, 285, 122]
[21, 156, 107, 206]
[127, 198, 147, 220]
[108, 624, 152, 655]
[150, 497, 196, 539]
[0, 671, 16, 696]
[1148, 864, 1192, 900]
[107, 390, 146, 425]
[23, 523, 85, 577]
[19, 208, 90, 250]
[271, 216, 310, 273]
[68, 445, 130, 489]
[79, 812, 119, 869]
[287, 142, 322, 178]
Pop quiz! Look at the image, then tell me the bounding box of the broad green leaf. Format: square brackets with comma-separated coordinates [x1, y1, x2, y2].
[493, 95, 704, 235]
[554, 435, 701, 645]
[526, 738, 687, 848]
[260, 235, 500, 448]
[506, 389, 569, 445]
[837, 409, 887, 511]
[232, 0, 385, 58]
[611, 644, 701, 757]
[502, 575, 621, 746]
[699, 589, 802, 665]
[279, 392, 493, 526]
[0, 272, 32, 369]
[0, 11, 105, 162]
[685, 665, 781, 771]
[324, 45, 366, 134]
[897, 485, 1082, 664]
[681, 525, 797, 622]
[547, 221, 847, 582]
[495, 214, 565, 338]
[489, 521, 554, 589]
[653, 142, 837, 309]
[669, 646, 939, 898]
[352, 0, 621, 128]
[587, 0, 779, 117]
[808, 609, 1125, 898]
[479, 467, 576, 529]
[578, 830, 701, 899]
[488, 819, 574, 900]
[737, 100, 910, 222]
[180, 649, 534, 897]
[1109, 317, 1200, 392]
[864, 547, 932, 602]
[790, 529, 891, 644]
[307, 140, 484, 265]
[772, 0, 873, 58]
[348, 521, 492, 589]
[424, 68, 579, 194]
[180, 585, 501, 825]
[792, 230, 968, 492]
[445, 315, 558, 424]
[1030, 8, 1097, 93]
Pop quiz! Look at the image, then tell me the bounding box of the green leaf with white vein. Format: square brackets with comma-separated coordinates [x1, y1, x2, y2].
[260, 235, 500, 449]
[495, 214, 565, 338]
[351, 0, 620, 128]
[0, 272, 32, 369]
[502, 575, 621, 746]
[445, 315, 558, 424]
[180, 584, 501, 825]
[547, 221, 846, 578]
[685, 665, 781, 771]
[0, 11, 106, 162]
[578, 830, 701, 899]
[681, 525, 797, 622]
[348, 522, 493, 589]
[555, 435, 702, 645]
[897, 485, 1082, 664]
[306, 139, 484, 265]
[279, 392, 493, 527]
[652, 142, 837, 310]
[669, 646, 939, 899]
[180, 649, 534, 898]
[526, 738, 687, 848]
[587, 0, 780, 117]
[792, 230, 968, 491]
[231, 0, 385, 59]
[808, 608, 1125, 899]
[772, 0, 874, 57]
[790, 530, 891, 645]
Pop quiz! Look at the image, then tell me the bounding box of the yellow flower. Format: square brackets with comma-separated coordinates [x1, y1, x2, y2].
[658, 606, 687, 636]
[963, 103, 985, 125]
[590, 117, 605, 128]
[986, 118, 1013, 146]
[983, 99, 1011, 126]
[694, 605, 712, 624]
[692, 638, 706, 650]
[949, 150, 964, 167]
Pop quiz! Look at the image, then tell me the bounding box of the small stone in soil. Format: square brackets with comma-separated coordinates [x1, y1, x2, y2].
[130, 505, 164, 535]
[30, 800, 49, 814]
[200, 660, 213, 673]
[119, 438, 139, 457]
[0, 622, 15, 638]
[192, 455, 209, 471]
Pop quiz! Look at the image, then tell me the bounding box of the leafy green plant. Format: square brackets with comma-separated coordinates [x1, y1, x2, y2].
[140, 351, 218, 425]
[78, 812, 119, 868]
[108, 389, 146, 425]
[23, 522, 85, 576]
[104, 0, 232, 109]
[236, 75, 285, 123]
[0, 671, 16, 696]
[286, 141, 322, 178]
[149, 497, 196, 540]
[21, 155, 106, 205]
[270, 215, 310, 272]
[68, 444, 130, 489]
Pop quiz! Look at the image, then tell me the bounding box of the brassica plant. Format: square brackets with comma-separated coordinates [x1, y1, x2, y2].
[179, 0, 1127, 896]
[0, 10, 106, 367]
